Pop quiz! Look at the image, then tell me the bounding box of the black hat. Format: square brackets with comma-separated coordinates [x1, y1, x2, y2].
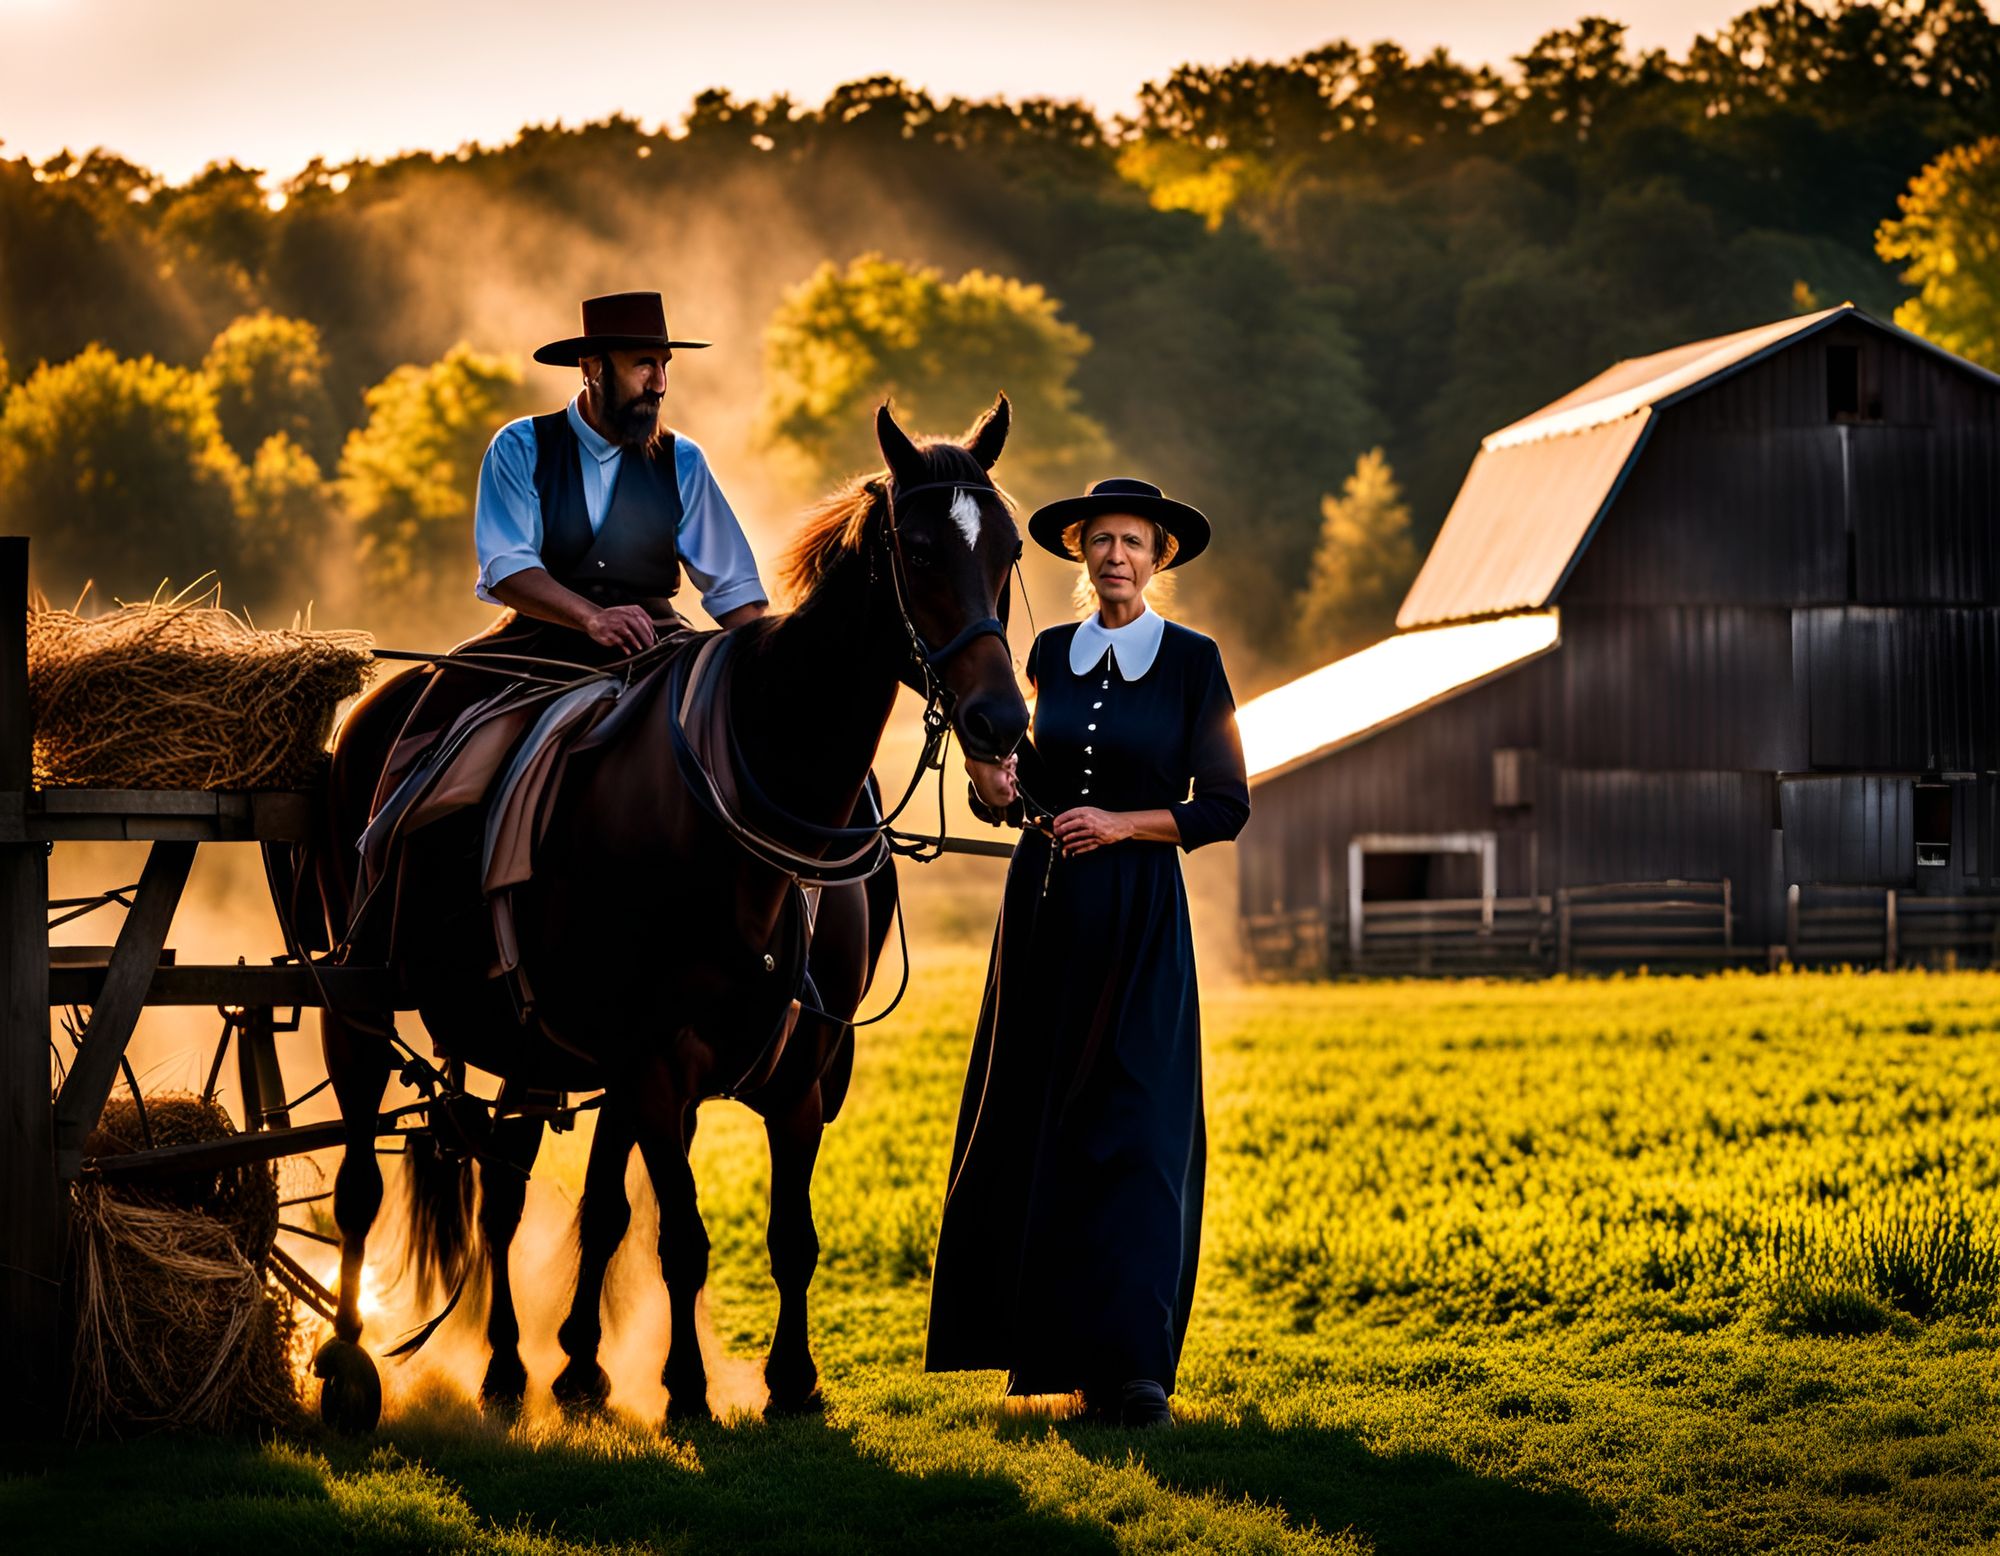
[1028, 477, 1210, 569]
[534, 291, 711, 366]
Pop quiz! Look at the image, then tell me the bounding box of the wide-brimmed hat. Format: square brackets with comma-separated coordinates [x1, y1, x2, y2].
[1028, 477, 1210, 569]
[533, 291, 711, 366]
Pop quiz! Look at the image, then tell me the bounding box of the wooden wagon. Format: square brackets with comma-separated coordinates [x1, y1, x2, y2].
[0, 536, 445, 1434]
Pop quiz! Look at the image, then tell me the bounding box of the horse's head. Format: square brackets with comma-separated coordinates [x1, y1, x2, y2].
[872, 395, 1030, 762]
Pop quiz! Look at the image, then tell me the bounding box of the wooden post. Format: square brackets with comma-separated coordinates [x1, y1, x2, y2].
[236, 1006, 290, 1131]
[1885, 889, 1898, 971]
[52, 839, 195, 1174]
[1786, 883, 1801, 964]
[0, 535, 61, 1434]
[1557, 888, 1573, 975]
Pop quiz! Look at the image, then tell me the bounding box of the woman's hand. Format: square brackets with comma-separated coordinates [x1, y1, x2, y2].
[967, 754, 1019, 810]
[1052, 806, 1135, 856]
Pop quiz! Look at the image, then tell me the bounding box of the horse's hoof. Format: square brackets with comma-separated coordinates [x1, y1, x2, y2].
[480, 1353, 529, 1411]
[552, 1360, 612, 1413]
[764, 1386, 825, 1420]
[315, 1339, 382, 1434]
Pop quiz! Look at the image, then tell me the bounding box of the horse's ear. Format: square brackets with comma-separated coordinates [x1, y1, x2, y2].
[876, 401, 925, 487]
[964, 392, 1010, 470]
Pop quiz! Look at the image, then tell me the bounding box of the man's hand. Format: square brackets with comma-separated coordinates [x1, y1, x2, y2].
[586, 603, 656, 654]
[968, 754, 1019, 810]
[1052, 806, 1134, 856]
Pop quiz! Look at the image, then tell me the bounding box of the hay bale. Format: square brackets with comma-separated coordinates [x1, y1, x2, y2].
[28, 591, 373, 790]
[70, 1093, 301, 1435]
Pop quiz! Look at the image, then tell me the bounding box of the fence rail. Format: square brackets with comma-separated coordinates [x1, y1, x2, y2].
[1245, 879, 2000, 979]
[1786, 885, 2000, 968]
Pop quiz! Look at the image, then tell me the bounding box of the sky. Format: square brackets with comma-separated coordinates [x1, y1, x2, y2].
[3, 0, 1806, 185]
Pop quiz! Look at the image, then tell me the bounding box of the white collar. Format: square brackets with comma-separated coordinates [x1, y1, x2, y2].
[1069, 605, 1166, 680]
[567, 394, 623, 466]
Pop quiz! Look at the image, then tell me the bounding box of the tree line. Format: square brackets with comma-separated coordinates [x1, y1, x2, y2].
[2, 0, 1998, 666]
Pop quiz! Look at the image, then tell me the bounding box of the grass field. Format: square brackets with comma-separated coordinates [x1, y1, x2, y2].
[8, 955, 2000, 1553]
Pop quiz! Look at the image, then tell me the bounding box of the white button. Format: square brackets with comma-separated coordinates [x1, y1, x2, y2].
[1084, 769, 1092, 775]
[1081, 788, 1090, 795]
[1087, 723, 1096, 731]
[1092, 701, 1102, 709]
[1100, 680, 1108, 688]
[1085, 746, 1092, 754]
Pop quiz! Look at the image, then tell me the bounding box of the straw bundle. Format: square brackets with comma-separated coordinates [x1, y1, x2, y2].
[27, 587, 374, 790]
[69, 1094, 300, 1435]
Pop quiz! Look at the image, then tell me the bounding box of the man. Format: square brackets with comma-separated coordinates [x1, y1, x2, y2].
[364, 291, 767, 815]
[472, 289, 768, 657]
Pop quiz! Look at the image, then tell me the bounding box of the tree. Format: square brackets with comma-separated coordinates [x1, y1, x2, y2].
[1513, 18, 1650, 143]
[758, 254, 1107, 495]
[236, 432, 347, 616]
[202, 312, 343, 466]
[1295, 449, 1418, 663]
[337, 343, 527, 602]
[0, 344, 245, 600]
[1876, 136, 2000, 371]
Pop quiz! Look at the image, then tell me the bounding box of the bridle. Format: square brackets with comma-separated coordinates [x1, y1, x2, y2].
[873, 472, 1015, 775]
[665, 468, 1024, 887]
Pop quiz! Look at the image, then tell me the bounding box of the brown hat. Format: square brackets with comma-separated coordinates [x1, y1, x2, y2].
[534, 291, 711, 366]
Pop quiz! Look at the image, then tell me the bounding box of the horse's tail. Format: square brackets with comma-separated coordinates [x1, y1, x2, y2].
[403, 1118, 478, 1306]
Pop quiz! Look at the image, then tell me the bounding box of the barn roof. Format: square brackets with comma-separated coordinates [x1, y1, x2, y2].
[1394, 304, 2000, 629]
[1239, 611, 1560, 784]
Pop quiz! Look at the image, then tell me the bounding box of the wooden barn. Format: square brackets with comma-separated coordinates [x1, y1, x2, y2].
[1236, 304, 2000, 974]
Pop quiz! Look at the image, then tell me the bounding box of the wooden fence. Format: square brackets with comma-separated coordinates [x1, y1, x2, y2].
[1245, 878, 2000, 978]
[1787, 885, 2000, 969]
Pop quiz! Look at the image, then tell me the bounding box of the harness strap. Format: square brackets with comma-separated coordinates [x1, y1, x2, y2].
[923, 614, 1007, 667]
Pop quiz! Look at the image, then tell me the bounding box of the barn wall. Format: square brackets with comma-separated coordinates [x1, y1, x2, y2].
[1551, 769, 1784, 941]
[1800, 607, 2000, 771]
[1556, 605, 1804, 770]
[1779, 775, 1914, 887]
[1558, 419, 1847, 606]
[1562, 320, 2000, 612]
[1238, 658, 1549, 922]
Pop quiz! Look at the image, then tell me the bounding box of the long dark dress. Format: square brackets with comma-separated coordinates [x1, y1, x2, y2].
[924, 616, 1249, 1395]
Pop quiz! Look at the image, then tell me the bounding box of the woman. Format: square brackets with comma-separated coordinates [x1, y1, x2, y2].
[924, 476, 1250, 1428]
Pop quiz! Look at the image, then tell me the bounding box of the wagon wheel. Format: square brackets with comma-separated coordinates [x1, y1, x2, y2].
[314, 1338, 381, 1434]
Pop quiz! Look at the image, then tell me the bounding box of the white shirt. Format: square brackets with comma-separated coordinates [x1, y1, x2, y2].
[472, 395, 768, 620]
[1069, 603, 1166, 679]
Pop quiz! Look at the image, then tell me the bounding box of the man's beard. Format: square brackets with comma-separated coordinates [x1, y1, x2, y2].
[607, 387, 661, 446]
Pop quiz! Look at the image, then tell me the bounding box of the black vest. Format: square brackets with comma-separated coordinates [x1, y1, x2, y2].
[530, 409, 683, 608]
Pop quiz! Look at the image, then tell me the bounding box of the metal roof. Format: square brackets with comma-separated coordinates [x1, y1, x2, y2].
[1239, 611, 1560, 784]
[1394, 304, 2000, 630]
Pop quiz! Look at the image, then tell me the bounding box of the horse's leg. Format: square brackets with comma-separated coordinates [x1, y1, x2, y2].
[763, 1080, 825, 1415]
[478, 1093, 545, 1409]
[553, 1099, 635, 1410]
[634, 1058, 711, 1422]
[315, 1008, 394, 1431]
[324, 1011, 393, 1342]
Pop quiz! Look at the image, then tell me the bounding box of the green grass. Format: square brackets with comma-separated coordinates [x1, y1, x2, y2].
[10, 958, 2000, 1552]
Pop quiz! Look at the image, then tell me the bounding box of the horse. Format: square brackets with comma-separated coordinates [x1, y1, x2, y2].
[294, 397, 1028, 1428]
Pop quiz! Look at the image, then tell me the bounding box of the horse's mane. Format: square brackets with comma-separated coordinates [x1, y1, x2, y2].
[779, 439, 992, 602]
